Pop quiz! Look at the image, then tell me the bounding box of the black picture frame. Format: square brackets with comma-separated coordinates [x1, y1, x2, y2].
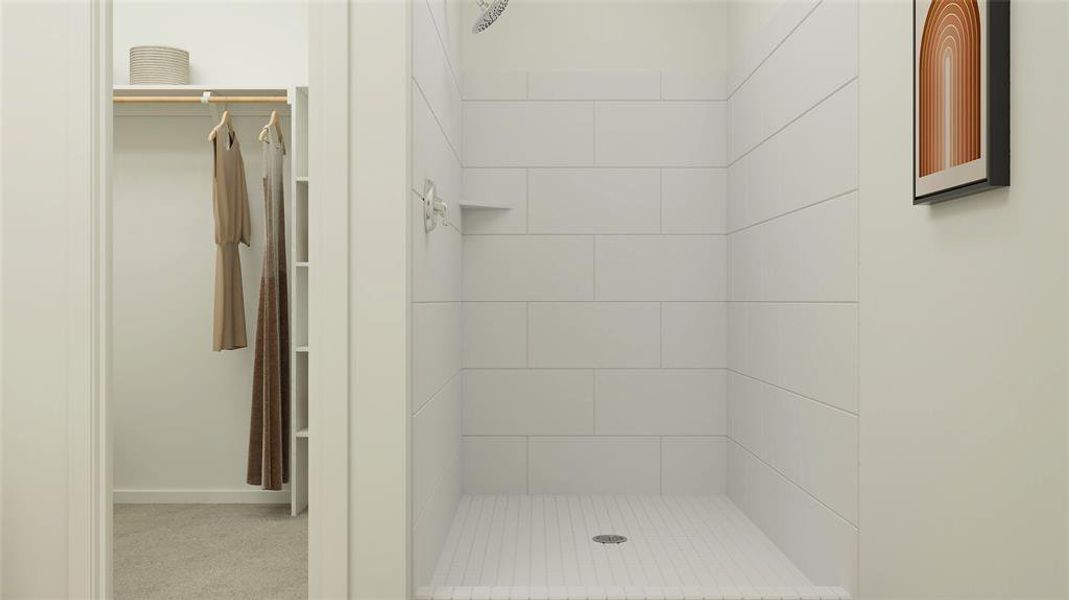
[913, 0, 1010, 205]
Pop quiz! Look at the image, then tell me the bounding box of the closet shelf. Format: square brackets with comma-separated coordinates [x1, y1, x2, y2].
[113, 86, 293, 116]
[114, 85, 291, 97]
[296, 346, 310, 353]
[296, 261, 310, 268]
[296, 176, 309, 183]
[296, 428, 310, 439]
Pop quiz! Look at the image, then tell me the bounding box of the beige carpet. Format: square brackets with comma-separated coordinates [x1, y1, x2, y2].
[114, 504, 307, 600]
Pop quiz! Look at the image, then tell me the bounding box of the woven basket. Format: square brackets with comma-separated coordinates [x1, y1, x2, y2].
[129, 46, 189, 85]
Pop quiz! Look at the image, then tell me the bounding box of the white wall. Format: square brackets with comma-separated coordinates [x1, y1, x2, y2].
[462, 0, 727, 73]
[113, 0, 308, 86]
[858, 1, 1069, 598]
[461, 69, 729, 496]
[725, 0, 858, 592]
[1, 2, 104, 596]
[410, 0, 466, 588]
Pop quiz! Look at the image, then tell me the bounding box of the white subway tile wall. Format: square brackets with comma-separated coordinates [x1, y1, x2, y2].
[526, 70, 661, 100]
[595, 101, 727, 167]
[728, 0, 858, 161]
[726, 0, 859, 594]
[662, 168, 728, 234]
[661, 302, 728, 368]
[464, 369, 595, 436]
[462, 437, 528, 494]
[463, 101, 595, 167]
[594, 369, 727, 436]
[527, 302, 661, 368]
[464, 236, 595, 301]
[452, 52, 858, 593]
[462, 169, 527, 234]
[527, 436, 662, 495]
[412, 302, 463, 413]
[411, 0, 465, 588]
[462, 302, 527, 368]
[595, 235, 727, 301]
[661, 71, 728, 101]
[661, 436, 728, 495]
[461, 69, 729, 498]
[527, 168, 660, 234]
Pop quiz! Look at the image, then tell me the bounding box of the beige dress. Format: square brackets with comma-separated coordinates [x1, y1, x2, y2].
[211, 126, 252, 351]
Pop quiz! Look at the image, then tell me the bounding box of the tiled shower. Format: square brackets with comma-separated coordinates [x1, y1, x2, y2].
[412, 1, 859, 598]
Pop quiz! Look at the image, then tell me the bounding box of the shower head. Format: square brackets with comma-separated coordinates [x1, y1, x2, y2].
[472, 0, 509, 33]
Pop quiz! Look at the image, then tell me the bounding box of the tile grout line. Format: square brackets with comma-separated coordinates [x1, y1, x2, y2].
[412, 77, 463, 167]
[591, 235, 597, 300]
[726, 188, 859, 236]
[728, 76, 857, 167]
[727, 369, 858, 418]
[418, 0, 463, 100]
[658, 436, 664, 494]
[658, 302, 664, 368]
[726, 0, 824, 101]
[591, 101, 597, 166]
[591, 370, 598, 437]
[658, 168, 664, 233]
[729, 438, 858, 530]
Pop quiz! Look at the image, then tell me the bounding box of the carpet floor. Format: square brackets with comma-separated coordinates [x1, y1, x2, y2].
[114, 504, 306, 600]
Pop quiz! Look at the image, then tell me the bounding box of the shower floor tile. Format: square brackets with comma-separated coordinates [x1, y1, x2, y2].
[419, 495, 849, 600]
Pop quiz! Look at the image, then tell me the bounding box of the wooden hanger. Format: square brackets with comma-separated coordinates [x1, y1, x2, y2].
[258, 110, 280, 143]
[208, 109, 232, 142]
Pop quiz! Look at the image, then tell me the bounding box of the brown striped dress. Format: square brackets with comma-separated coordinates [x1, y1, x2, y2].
[247, 127, 290, 490]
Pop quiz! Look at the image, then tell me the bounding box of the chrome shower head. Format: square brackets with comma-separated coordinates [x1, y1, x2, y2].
[472, 0, 508, 33]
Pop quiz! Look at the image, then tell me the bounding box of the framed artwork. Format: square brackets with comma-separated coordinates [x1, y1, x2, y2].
[914, 0, 1010, 204]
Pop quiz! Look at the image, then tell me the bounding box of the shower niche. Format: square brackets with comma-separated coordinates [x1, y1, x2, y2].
[410, 1, 859, 599]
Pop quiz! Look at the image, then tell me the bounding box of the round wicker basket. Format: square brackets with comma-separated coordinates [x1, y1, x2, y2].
[129, 46, 189, 85]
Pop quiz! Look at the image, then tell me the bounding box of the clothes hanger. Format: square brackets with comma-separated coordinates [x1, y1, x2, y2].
[258, 110, 283, 144]
[208, 108, 232, 143]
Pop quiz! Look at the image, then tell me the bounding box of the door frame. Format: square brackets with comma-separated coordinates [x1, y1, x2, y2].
[72, 1, 410, 598]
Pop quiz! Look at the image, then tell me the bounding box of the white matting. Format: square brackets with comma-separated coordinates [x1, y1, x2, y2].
[419, 495, 849, 600]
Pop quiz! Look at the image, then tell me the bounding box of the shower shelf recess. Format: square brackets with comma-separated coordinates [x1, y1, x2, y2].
[458, 198, 511, 209]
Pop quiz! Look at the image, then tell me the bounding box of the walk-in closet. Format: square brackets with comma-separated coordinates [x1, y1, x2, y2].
[110, 2, 312, 598]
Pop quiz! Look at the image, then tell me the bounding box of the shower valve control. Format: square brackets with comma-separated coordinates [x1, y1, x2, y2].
[421, 178, 449, 233]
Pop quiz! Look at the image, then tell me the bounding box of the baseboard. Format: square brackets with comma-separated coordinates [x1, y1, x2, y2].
[113, 488, 290, 504]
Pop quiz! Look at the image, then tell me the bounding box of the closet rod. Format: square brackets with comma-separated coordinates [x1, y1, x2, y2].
[114, 95, 288, 104]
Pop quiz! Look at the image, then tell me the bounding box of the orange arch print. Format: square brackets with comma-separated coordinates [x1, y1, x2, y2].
[919, 0, 981, 177]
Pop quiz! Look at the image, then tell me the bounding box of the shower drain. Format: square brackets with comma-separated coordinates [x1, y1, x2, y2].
[592, 534, 628, 544]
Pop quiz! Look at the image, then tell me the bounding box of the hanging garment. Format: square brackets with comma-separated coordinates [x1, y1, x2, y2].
[247, 127, 290, 490]
[211, 126, 252, 351]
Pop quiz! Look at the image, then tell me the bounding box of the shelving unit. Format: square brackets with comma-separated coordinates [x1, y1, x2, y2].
[289, 86, 311, 516]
